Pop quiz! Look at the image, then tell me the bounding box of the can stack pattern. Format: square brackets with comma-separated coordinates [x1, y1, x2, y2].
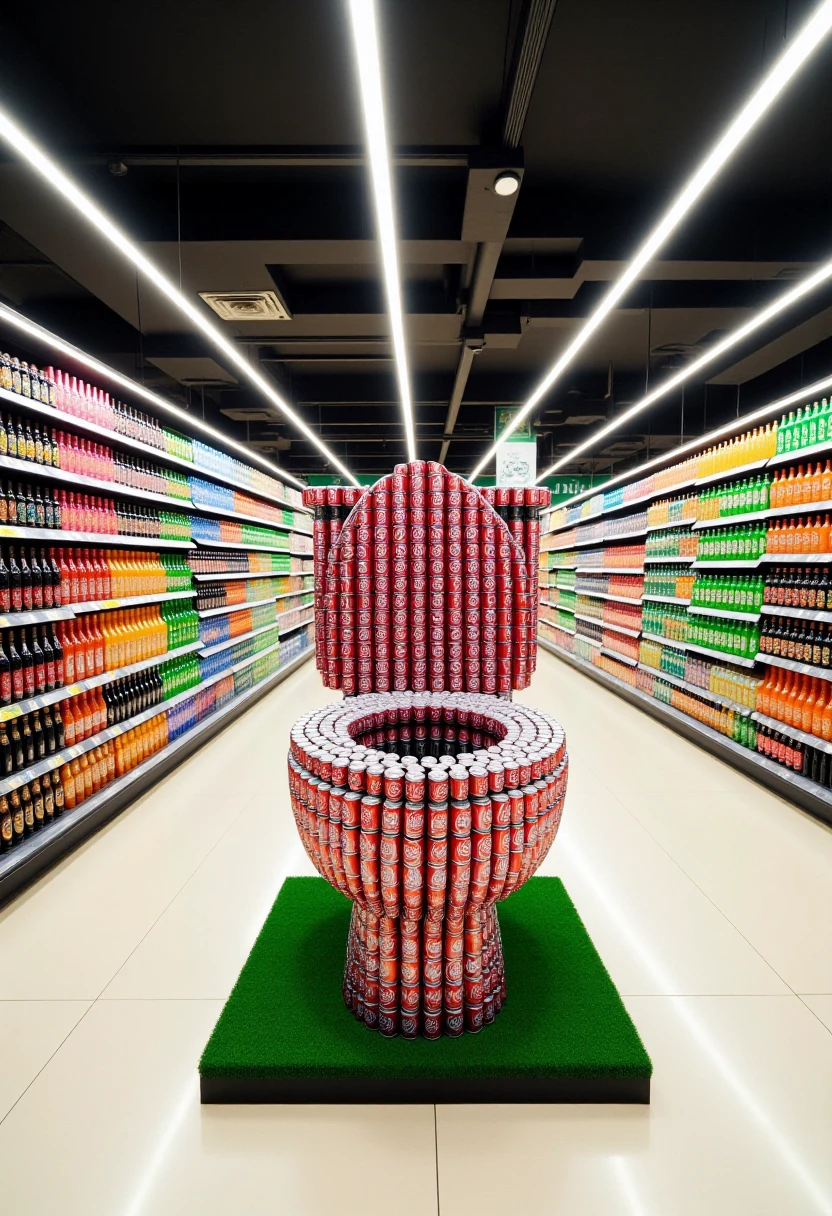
[302, 464, 550, 695]
[292, 464, 565, 1037]
[288, 690, 568, 1037]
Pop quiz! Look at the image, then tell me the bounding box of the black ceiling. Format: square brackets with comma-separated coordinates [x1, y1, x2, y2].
[0, 0, 831, 482]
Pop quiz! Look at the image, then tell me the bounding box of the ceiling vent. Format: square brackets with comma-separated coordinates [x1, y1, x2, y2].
[199, 290, 291, 322]
[220, 408, 275, 422]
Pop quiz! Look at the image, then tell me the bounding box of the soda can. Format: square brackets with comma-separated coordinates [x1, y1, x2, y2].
[428, 803, 448, 838]
[348, 761, 367, 792]
[405, 769, 425, 803]
[397, 802, 421, 841]
[383, 767, 404, 802]
[423, 984, 442, 1016]
[360, 795, 381, 831]
[444, 1009, 464, 1037]
[450, 801, 471, 836]
[427, 767, 449, 803]
[401, 984, 420, 1014]
[365, 764, 384, 796]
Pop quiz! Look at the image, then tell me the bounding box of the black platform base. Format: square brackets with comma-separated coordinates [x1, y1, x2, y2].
[200, 1073, 650, 1104]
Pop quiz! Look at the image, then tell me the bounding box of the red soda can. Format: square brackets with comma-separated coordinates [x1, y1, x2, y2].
[360, 795, 381, 831]
[450, 801, 471, 836]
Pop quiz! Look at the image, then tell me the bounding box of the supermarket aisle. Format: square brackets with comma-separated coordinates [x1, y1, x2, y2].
[0, 650, 830, 1214]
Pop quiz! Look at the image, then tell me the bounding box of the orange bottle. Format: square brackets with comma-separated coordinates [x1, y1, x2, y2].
[822, 694, 832, 743]
[792, 674, 807, 729]
[811, 462, 823, 503]
[823, 461, 832, 502]
[60, 762, 76, 811]
[801, 678, 818, 734]
[784, 467, 796, 506]
[783, 672, 798, 726]
[785, 519, 796, 554]
[801, 517, 812, 555]
[812, 679, 828, 736]
[62, 697, 78, 747]
[821, 514, 832, 554]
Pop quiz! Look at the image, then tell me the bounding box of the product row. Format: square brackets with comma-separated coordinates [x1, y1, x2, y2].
[0, 478, 190, 539]
[0, 348, 303, 507]
[0, 604, 199, 706]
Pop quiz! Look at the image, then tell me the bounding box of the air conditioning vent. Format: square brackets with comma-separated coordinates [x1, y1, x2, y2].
[199, 290, 291, 322]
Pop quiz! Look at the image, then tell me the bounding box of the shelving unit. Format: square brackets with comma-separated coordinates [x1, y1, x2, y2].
[539, 397, 832, 827]
[0, 335, 317, 902]
[539, 635, 832, 827]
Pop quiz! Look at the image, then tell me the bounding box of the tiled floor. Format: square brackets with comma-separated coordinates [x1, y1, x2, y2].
[0, 650, 831, 1214]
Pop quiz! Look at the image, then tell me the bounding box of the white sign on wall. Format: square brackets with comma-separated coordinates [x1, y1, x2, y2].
[494, 407, 537, 487]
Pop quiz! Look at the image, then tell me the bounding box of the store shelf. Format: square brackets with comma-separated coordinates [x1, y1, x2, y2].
[0, 606, 75, 627]
[546, 535, 601, 552]
[0, 452, 195, 510]
[0, 523, 193, 549]
[575, 589, 643, 605]
[641, 594, 690, 605]
[692, 558, 763, 569]
[574, 631, 601, 648]
[192, 536, 310, 555]
[199, 621, 280, 657]
[279, 615, 315, 637]
[539, 615, 576, 636]
[0, 384, 308, 515]
[71, 590, 195, 614]
[574, 612, 640, 638]
[197, 596, 279, 618]
[191, 570, 313, 583]
[644, 554, 696, 564]
[637, 662, 752, 716]
[688, 605, 761, 621]
[0, 640, 203, 722]
[751, 710, 832, 755]
[538, 635, 832, 829]
[601, 646, 638, 666]
[575, 565, 643, 575]
[759, 652, 832, 679]
[694, 457, 770, 486]
[685, 640, 758, 667]
[540, 599, 575, 613]
[769, 440, 832, 468]
[0, 644, 315, 903]
[763, 498, 832, 518]
[693, 515, 761, 530]
[760, 603, 832, 624]
[759, 551, 832, 563]
[642, 631, 687, 650]
[189, 497, 312, 534]
[646, 517, 697, 531]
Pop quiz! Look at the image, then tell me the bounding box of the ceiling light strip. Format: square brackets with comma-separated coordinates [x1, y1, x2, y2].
[550, 370, 832, 513]
[347, 0, 417, 462]
[0, 301, 311, 490]
[469, 0, 832, 481]
[0, 108, 360, 487]
[536, 252, 832, 480]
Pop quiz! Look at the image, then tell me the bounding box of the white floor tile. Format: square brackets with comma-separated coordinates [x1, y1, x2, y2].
[617, 786, 832, 994]
[801, 995, 832, 1034]
[536, 760, 787, 995]
[437, 995, 832, 1216]
[0, 999, 438, 1216]
[102, 792, 317, 1000]
[0, 1000, 91, 1120]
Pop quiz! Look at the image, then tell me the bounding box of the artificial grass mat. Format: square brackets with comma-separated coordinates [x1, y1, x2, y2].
[199, 876, 651, 1093]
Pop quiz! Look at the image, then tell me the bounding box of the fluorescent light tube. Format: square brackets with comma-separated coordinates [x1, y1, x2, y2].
[470, 0, 832, 481]
[549, 370, 832, 513]
[0, 108, 360, 486]
[537, 252, 832, 479]
[0, 301, 310, 489]
[347, 0, 417, 462]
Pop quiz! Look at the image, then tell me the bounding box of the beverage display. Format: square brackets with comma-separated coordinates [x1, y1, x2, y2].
[540, 384, 832, 814]
[0, 336, 317, 887]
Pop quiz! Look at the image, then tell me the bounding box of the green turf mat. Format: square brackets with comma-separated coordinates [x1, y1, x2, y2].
[199, 876, 651, 1091]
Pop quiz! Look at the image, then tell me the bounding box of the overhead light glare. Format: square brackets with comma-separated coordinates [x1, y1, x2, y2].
[347, 0, 417, 463]
[469, 0, 832, 482]
[0, 105, 359, 486]
[536, 251, 832, 479]
[493, 171, 520, 197]
[549, 370, 832, 514]
[0, 301, 310, 489]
